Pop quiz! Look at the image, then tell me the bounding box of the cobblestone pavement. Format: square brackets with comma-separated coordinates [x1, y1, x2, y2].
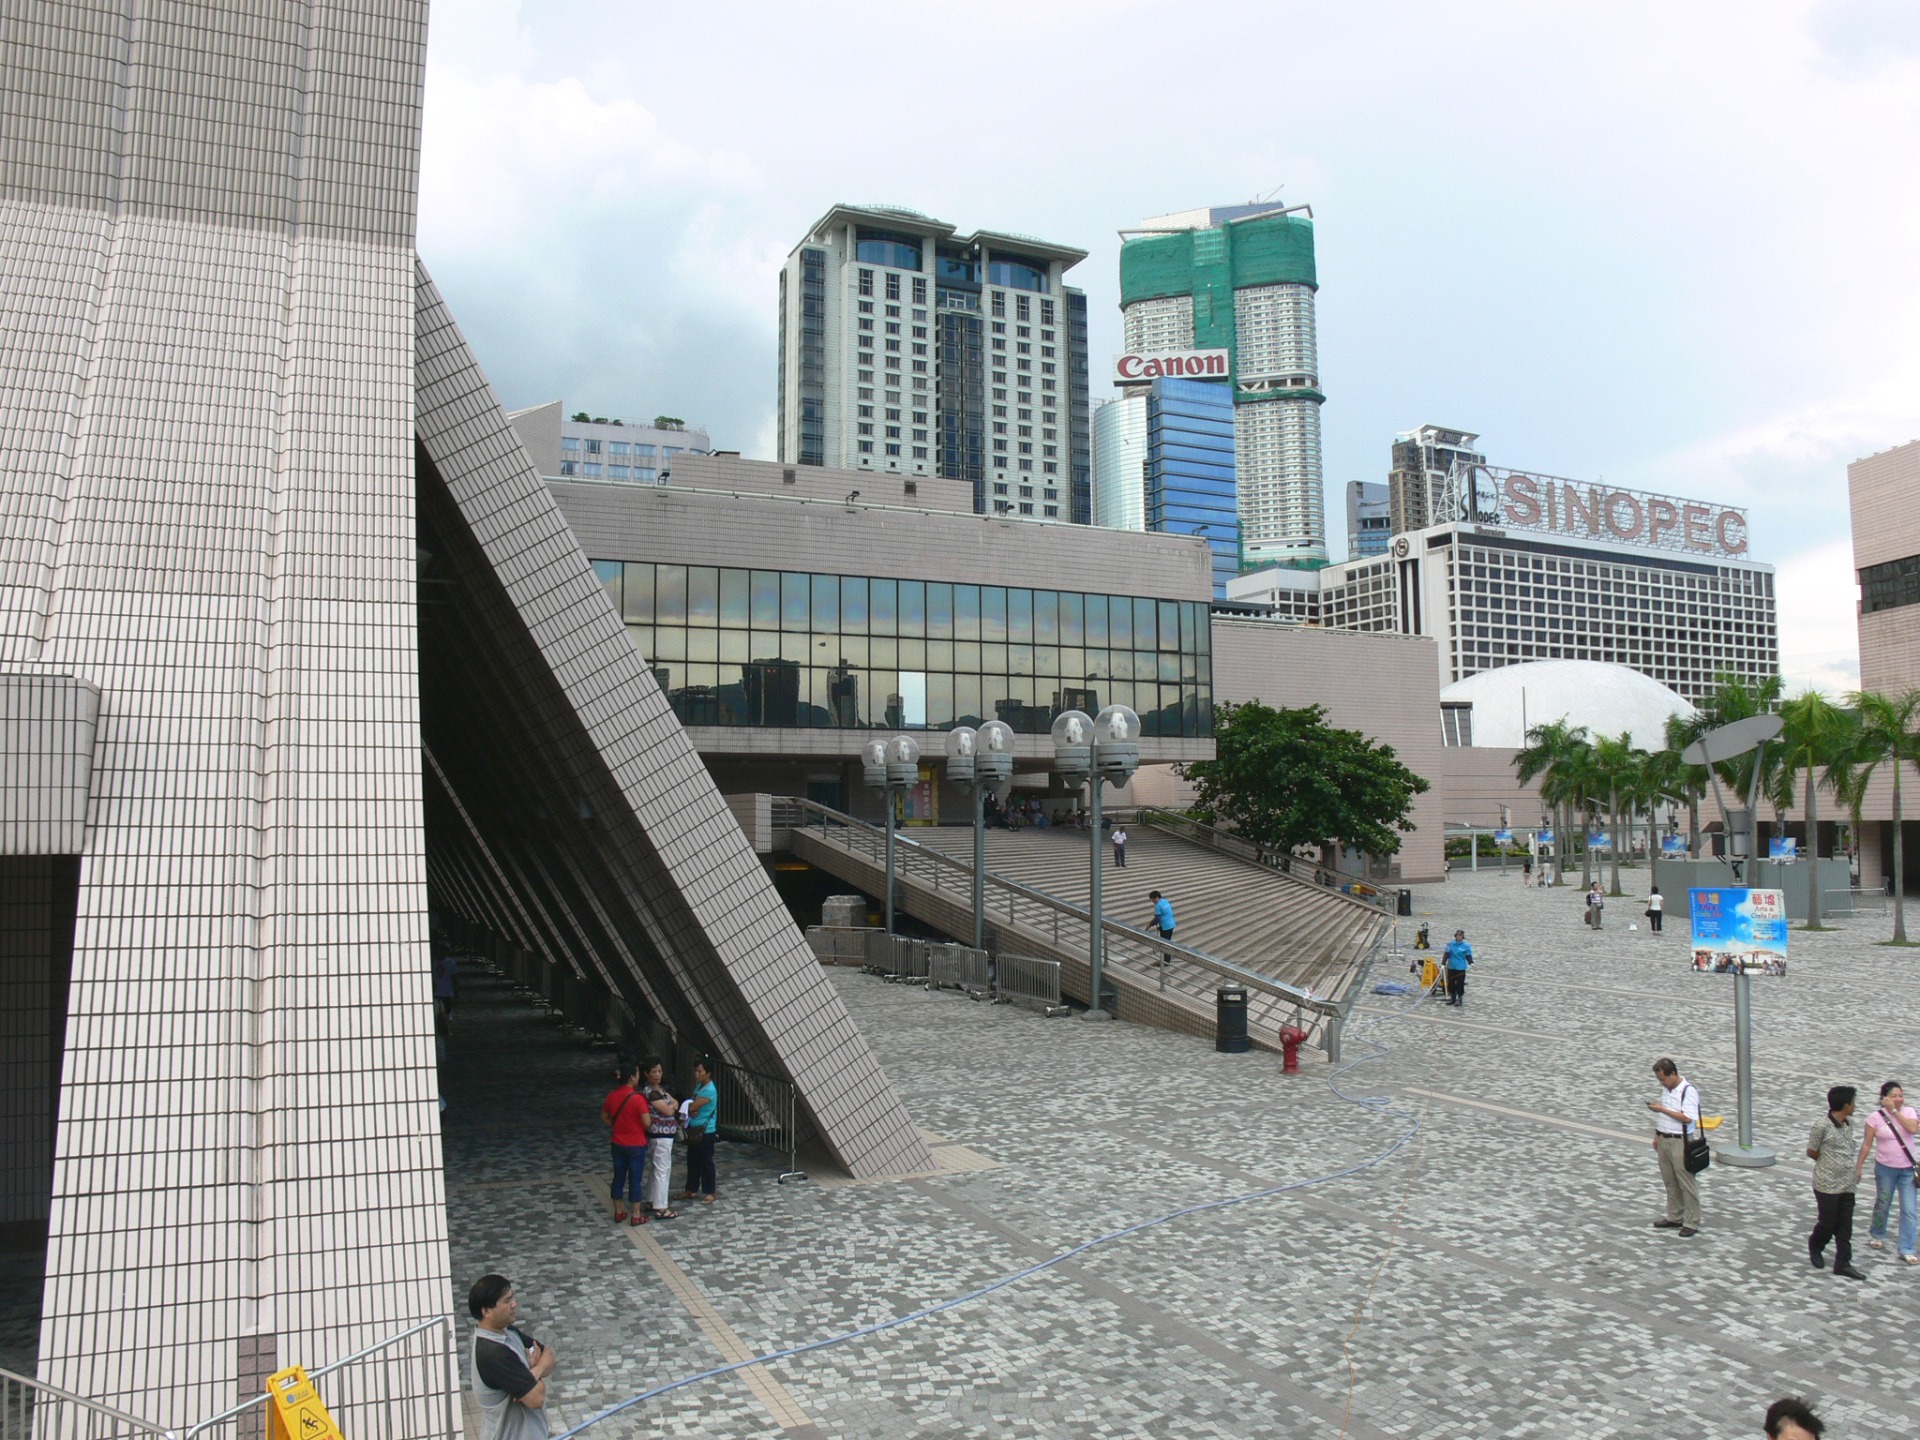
[445, 866, 1920, 1438]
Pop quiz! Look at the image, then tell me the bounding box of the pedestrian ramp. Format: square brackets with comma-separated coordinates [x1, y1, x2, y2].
[775, 798, 1392, 1057]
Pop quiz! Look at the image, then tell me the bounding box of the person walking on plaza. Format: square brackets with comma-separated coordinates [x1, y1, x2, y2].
[1647, 1058, 1702, 1236]
[1522, 856, 1532, 884]
[1586, 883, 1605, 929]
[469, 1274, 556, 1440]
[1763, 1397, 1825, 1439]
[1111, 824, 1128, 868]
[639, 1059, 681, 1221]
[1443, 929, 1473, 1007]
[1857, 1080, 1920, 1263]
[1645, 886, 1665, 934]
[601, 1056, 648, 1225]
[1807, 1084, 1865, 1279]
[1150, 889, 1176, 966]
[679, 1057, 720, 1204]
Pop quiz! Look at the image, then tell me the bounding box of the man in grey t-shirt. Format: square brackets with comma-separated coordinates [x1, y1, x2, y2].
[469, 1273, 556, 1440]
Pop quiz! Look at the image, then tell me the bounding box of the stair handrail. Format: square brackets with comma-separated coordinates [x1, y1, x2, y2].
[1133, 807, 1398, 914]
[780, 796, 1346, 1015]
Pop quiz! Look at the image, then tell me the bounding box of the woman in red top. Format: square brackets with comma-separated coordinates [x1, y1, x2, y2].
[601, 1057, 649, 1224]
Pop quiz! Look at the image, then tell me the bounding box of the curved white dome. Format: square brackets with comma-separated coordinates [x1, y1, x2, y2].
[1440, 660, 1697, 750]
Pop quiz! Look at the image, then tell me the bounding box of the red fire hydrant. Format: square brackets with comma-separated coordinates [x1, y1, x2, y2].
[1279, 1024, 1308, 1074]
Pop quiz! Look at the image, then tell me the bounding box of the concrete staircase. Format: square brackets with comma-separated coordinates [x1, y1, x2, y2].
[781, 803, 1391, 1056]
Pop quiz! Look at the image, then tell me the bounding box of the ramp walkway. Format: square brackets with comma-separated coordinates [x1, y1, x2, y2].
[777, 799, 1392, 1056]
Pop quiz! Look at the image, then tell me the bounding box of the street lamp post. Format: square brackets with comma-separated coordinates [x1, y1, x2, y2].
[944, 722, 1014, 953]
[1051, 705, 1140, 1020]
[861, 734, 921, 935]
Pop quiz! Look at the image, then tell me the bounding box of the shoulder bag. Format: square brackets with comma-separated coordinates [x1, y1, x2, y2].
[1879, 1109, 1920, 1181]
[1681, 1085, 1711, 1173]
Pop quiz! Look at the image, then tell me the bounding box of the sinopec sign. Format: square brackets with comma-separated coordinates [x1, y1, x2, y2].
[1454, 463, 1749, 559]
[1114, 348, 1230, 383]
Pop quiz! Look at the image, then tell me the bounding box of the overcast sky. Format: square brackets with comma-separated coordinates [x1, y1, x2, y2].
[419, 0, 1920, 696]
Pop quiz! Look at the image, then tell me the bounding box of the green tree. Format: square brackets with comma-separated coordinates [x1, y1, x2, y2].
[1771, 690, 1856, 929]
[1514, 719, 1592, 886]
[1181, 701, 1430, 864]
[1837, 688, 1920, 943]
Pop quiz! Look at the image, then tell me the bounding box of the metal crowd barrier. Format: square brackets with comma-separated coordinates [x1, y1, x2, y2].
[1824, 887, 1889, 917]
[996, 953, 1067, 1015]
[713, 1061, 805, 1183]
[805, 925, 871, 965]
[927, 942, 992, 995]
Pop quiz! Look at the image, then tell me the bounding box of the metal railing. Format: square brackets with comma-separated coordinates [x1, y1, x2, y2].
[996, 953, 1065, 1013]
[927, 942, 992, 995]
[781, 798, 1348, 1020]
[1824, 887, 1890, 917]
[1133, 808, 1398, 914]
[712, 1061, 805, 1183]
[1, 1317, 457, 1440]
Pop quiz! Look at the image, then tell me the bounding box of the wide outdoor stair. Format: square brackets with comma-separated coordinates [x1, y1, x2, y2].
[779, 800, 1391, 1055]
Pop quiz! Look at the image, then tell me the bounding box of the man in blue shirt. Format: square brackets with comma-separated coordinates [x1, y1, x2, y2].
[1443, 929, 1473, 1007]
[1150, 890, 1176, 970]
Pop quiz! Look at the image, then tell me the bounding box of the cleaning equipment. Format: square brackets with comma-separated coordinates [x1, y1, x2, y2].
[551, 997, 1428, 1440]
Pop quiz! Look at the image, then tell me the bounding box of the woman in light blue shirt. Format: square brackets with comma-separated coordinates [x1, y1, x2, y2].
[681, 1058, 721, 1204]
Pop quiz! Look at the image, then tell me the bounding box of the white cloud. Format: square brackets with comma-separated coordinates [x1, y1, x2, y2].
[1774, 538, 1861, 696]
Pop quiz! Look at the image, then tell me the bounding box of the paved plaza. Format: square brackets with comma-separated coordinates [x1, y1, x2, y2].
[446, 866, 1920, 1438]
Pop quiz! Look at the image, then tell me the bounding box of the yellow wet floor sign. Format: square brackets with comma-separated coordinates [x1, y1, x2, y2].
[266, 1365, 344, 1440]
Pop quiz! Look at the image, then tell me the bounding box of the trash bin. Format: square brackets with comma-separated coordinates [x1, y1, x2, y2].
[1397, 888, 1413, 916]
[1215, 985, 1250, 1053]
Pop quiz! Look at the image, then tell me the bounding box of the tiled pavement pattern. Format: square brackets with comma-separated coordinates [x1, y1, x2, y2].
[451, 870, 1920, 1437]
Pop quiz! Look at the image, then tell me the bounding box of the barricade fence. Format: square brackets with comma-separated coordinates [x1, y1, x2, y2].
[806, 926, 1064, 1016]
[996, 954, 1065, 1013]
[0, 1318, 457, 1440]
[926, 942, 991, 995]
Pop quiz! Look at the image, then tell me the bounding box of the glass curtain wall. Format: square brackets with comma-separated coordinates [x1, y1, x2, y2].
[594, 560, 1212, 739]
[1147, 376, 1240, 597]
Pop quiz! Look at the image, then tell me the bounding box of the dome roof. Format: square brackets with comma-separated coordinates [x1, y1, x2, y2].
[1440, 660, 1697, 750]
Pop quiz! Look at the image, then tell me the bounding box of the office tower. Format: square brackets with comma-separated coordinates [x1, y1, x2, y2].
[1347, 481, 1391, 558]
[1119, 202, 1325, 565]
[776, 205, 1090, 522]
[1849, 440, 1920, 693]
[1388, 425, 1485, 536]
[1146, 379, 1240, 597]
[1093, 392, 1150, 530]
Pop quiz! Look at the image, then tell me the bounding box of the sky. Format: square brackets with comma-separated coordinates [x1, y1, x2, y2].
[417, 0, 1920, 696]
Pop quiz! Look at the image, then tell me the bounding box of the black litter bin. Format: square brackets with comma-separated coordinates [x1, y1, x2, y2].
[1215, 985, 1250, 1053]
[1397, 888, 1413, 916]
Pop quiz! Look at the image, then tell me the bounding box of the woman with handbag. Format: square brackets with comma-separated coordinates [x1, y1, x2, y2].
[1857, 1081, 1920, 1263]
[600, 1057, 648, 1225]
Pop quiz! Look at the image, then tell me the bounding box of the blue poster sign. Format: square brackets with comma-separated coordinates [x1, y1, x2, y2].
[1769, 837, 1798, 861]
[1661, 833, 1688, 855]
[1688, 888, 1788, 975]
[1538, 829, 1555, 845]
[1494, 828, 1513, 845]
[1589, 832, 1611, 850]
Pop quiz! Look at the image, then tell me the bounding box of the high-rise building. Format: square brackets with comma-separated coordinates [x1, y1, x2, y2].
[1347, 481, 1391, 559]
[776, 204, 1090, 523]
[1388, 425, 1485, 536]
[1119, 202, 1325, 565]
[1849, 439, 1920, 693]
[1147, 378, 1239, 597]
[1092, 392, 1150, 530]
[1228, 465, 1778, 704]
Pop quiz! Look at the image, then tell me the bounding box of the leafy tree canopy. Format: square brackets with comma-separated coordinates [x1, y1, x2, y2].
[1181, 701, 1430, 858]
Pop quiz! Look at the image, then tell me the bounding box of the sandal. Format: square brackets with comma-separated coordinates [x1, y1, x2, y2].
[629, 1213, 648, 1226]
[700, 1194, 715, 1204]
[613, 1210, 627, 1224]
[656, 1208, 679, 1220]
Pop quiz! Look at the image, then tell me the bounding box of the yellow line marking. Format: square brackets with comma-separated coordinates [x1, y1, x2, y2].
[582, 1179, 818, 1432]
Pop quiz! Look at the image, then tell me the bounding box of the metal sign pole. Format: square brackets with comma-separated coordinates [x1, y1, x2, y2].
[884, 785, 896, 936]
[1087, 767, 1107, 1017]
[1719, 970, 1775, 1166]
[972, 780, 985, 952]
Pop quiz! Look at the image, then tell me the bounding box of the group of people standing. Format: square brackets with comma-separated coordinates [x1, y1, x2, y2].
[602, 1055, 719, 1223]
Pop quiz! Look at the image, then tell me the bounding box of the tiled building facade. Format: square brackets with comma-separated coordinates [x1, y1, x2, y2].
[0, 3, 929, 1424]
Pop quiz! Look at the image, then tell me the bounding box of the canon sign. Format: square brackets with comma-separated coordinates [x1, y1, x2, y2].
[1114, 348, 1230, 383]
[1456, 464, 1750, 559]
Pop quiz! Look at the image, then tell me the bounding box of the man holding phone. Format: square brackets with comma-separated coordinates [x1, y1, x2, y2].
[469, 1274, 557, 1440]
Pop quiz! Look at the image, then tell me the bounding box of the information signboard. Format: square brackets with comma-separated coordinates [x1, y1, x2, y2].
[1688, 888, 1787, 975]
[1768, 837, 1798, 861]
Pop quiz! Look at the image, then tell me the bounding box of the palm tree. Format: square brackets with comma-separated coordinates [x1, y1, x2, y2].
[1837, 688, 1920, 944]
[1771, 690, 1855, 930]
[1704, 674, 1787, 852]
[1664, 710, 1711, 855]
[1592, 732, 1645, 896]
[1515, 719, 1591, 886]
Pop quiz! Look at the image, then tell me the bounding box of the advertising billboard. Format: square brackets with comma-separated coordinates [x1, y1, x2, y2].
[1688, 888, 1788, 975]
[1450, 463, 1749, 559]
[1768, 837, 1799, 861]
[1114, 348, 1230, 383]
[1661, 833, 1689, 856]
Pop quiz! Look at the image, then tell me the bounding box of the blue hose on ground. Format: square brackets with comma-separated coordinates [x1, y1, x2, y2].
[550, 995, 1426, 1439]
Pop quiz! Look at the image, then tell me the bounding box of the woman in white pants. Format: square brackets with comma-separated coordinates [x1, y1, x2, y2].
[639, 1060, 681, 1219]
